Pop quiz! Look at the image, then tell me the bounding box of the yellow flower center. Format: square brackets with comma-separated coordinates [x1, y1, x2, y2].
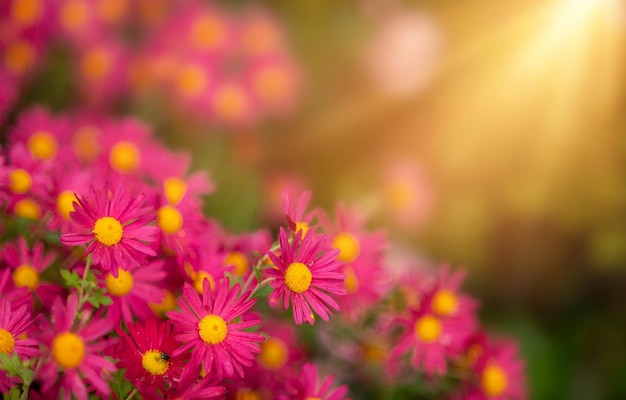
[175, 64, 207, 97]
[333, 232, 360, 263]
[295, 221, 309, 236]
[60, 0, 88, 31]
[258, 337, 288, 370]
[14, 198, 41, 220]
[0, 329, 15, 354]
[255, 66, 288, 101]
[105, 268, 134, 297]
[213, 85, 247, 120]
[141, 349, 169, 375]
[93, 216, 123, 246]
[109, 141, 140, 173]
[198, 315, 227, 345]
[97, 0, 127, 23]
[192, 15, 223, 49]
[284, 262, 312, 294]
[387, 180, 414, 209]
[81, 48, 111, 82]
[163, 177, 187, 206]
[157, 205, 183, 234]
[224, 251, 249, 277]
[4, 40, 34, 75]
[13, 264, 39, 291]
[414, 315, 442, 343]
[9, 168, 32, 194]
[72, 125, 101, 162]
[52, 332, 85, 369]
[150, 289, 177, 317]
[27, 130, 57, 160]
[192, 271, 215, 295]
[11, 0, 41, 26]
[305, 398, 321, 400]
[343, 265, 359, 294]
[56, 190, 78, 220]
[481, 364, 509, 397]
[235, 389, 261, 400]
[431, 289, 459, 317]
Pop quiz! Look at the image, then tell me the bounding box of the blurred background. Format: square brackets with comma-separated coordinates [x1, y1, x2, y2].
[4, 0, 626, 398]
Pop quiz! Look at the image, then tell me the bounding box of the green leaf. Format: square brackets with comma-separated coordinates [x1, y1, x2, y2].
[253, 284, 273, 298]
[60, 269, 81, 288]
[3, 386, 21, 400]
[108, 369, 136, 400]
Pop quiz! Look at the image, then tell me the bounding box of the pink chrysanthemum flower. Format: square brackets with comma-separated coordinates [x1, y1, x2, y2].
[166, 278, 264, 379]
[117, 319, 187, 396]
[143, 361, 226, 400]
[283, 363, 349, 400]
[1, 143, 49, 200]
[38, 294, 116, 400]
[0, 297, 39, 359]
[60, 184, 158, 277]
[266, 228, 345, 325]
[422, 265, 478, 325]
[221, 228, 272, 279]
[99, 260, 165, 325]
[76, 39, 129, 106]
[9, 106, 71, 162]
[0, 269, 30, 309]
[281, 186, 317, 235]
[256, 319, 303, 372]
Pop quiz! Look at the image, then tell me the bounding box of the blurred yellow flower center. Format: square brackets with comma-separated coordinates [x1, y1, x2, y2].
[0, 329, 15, 354]
[361, 341, 387, 364]
[97, 0, 127, 23]
[157, 205, 183, 234]
[11, 0, 40, 26]
[305, 398, 321, 400]
[198, 315, 227, 344]
[163, 177, 187, 205]
[295, 221, 309, 236]
[60, 0, 88, 31]
[106, 268, 134, 296]
[387, 181, 414, 209]
[82, 48, 111, 81]
[236, 389, 261, 400]
[4, 40, 33, 75]
[414, 315, 442, 343]
[176, 64, 206, 97]
[28, 130, 57, 160]
[9, 168, 32, 194]
[142, 349, 169, 375]
[244, 22, 278, 55]
[72, 125, 101, 162]
[52, 332, 85, 369]
[284, 262, 312, 293]
[14, 198, 41, 220]
[109, 141, 140, 173]
[224, 251, 249, 277]
[150, 289, 177, 316]
[343, 265, 359, 294]
[57, 190, 78, 220]
[13, 264, 39, 291]
[94, 216, 123, 246]
[192, 271, 215, 295]
[255, 66, 288, 101]
[481, 364, 508, 397]
[333, 232, 360, 263]
[258, 337, 288, 370]
[192, 15, 223, 49]
[213, 86, 247, 119]
[431, 289, 459, 317]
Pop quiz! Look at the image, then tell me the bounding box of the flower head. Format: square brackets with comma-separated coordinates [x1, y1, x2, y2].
[285, 363, 349, 400]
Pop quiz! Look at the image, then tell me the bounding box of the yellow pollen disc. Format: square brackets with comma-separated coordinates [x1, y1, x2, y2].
[213, 86, 247, 119]
[60, 0, 88, 31]
[11, 0, 40, 26]
[481, 364, 509, 397]
[333, 232, 360, 263]
[255, 66, 288, 101]
[431, 289, 459, 317]
[157, 205, 183, 234]
[0, 329, 15, 354]
[27, 130, 57, 160]
[305, 398, 322, 400]
[235, 389, 261, 400]
[192, 271, 215, 295]
[284, 262, 312, 294]
[150, 289, 177, 317]
[414, 315, 442, 343]
[13, 264, 39, 291]
[163, 177, 187, 206]
[57, 190, 77, 220]
[109, 141, 140, 173]
[258, 337, 288, 370]
[9, 168, 32, 194]
[466, 344, 483, 366]
[387, 181, 414, 209]
[52, 332, 85, 369]
[141, 350, 169, 375]
[224, 251, 249, 277]
[14, 198, 41, 220]
[97, 0, 127, 23]
[72, 125, 101, 162]
[198, 315, 227, 345]
[81, 48, 112, 82]
[295, 221, 309, 236]
[93, 216, 123, 246]
[343, 265, 359, 294]
[4, 40, 33, 75]
[105, 268, 134, 296]
[192, 16, 223, 49]
[175, 64, 207, 97]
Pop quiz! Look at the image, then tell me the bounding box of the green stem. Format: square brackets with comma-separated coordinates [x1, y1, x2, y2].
[125, 389, 137, 400]
[19, 359, 42, 400]
[248, 277, 276, 299]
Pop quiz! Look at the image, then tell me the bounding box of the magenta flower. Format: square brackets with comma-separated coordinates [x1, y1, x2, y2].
[0, 297, 39, 359]
[167, 278, 264, 379]
[61, 184, 158, 277]
[284, 363, 349, 400]
[142, 361, 226, 400]
[281, 185, 317, 235]
[266, 227, 345, 325]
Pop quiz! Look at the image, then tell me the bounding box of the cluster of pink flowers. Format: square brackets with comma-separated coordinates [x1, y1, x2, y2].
[0, 105, 527, 399]
[0, 0, 300, 125]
